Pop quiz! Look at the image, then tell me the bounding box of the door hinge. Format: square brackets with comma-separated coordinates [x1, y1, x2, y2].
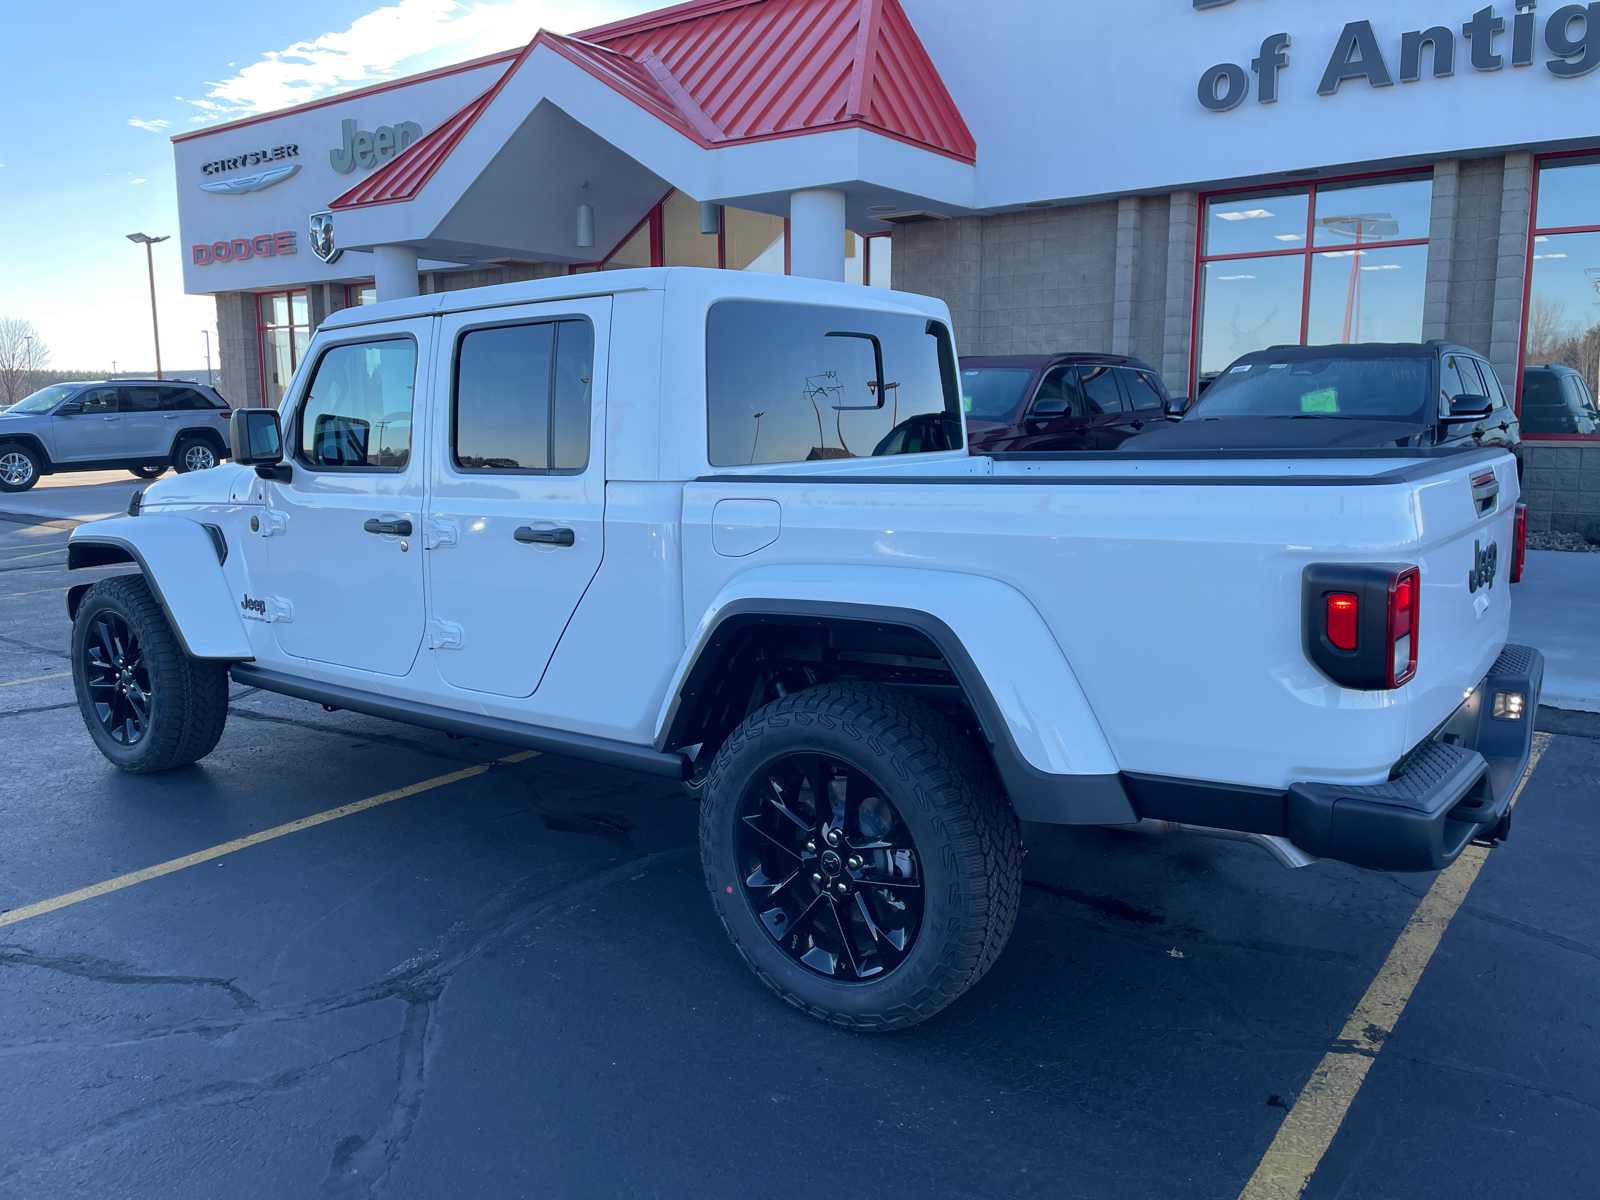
[427, 618, 464, 650]
[251, 509, 288, 537]
[423, 518, 459, 550]
[269, 596, 294, 623]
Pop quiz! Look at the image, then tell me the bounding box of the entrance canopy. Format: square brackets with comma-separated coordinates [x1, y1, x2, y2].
[328, 0, 978, 266]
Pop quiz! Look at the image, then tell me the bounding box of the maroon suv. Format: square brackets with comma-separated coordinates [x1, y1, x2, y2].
[959, 353, 1178, 453]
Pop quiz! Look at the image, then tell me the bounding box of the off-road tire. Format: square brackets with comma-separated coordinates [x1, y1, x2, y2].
[72, 575, 230, 773]
[174, 436, 220, 473]
[700, 682, 1022, 1031]
[0, 444, 42, 493]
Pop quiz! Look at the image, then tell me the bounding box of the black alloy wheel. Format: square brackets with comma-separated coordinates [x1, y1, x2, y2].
[82, 611, 151, 746]
[737, 753, 923, 982]
[701, 682, 1022, 1031]
[71, 574, 231, 773]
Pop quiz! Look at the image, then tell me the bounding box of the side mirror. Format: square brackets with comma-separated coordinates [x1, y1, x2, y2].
[54, 402, 82, 416]
[230, 408, 289, 481]
[1164, 395, 1191, 419]
[1444, 394, 1494, 422]
[1029, 398, 1070, 419]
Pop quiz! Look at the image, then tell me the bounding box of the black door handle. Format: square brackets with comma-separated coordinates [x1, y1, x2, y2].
[363, 518, 412, 536]
[514, 526, 576, 547]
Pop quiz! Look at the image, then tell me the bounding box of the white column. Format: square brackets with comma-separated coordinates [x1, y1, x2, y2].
[373, 245, 420, 301]
[789, 189, 846, 281]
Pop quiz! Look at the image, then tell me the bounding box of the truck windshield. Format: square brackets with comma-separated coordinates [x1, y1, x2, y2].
[6, 384, 80, 415]
[960, 369, 1034, 420]
[1192, 358, 1430, 422]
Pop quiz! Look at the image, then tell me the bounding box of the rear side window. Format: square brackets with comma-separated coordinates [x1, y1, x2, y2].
[297, 338, 417, 469]
[1118, 368, 1165, 411]
[166, 387, 216, 410]
[706, 301, 961, 466]
[452, 319, 593, 472]
[119, 387, 162, 412]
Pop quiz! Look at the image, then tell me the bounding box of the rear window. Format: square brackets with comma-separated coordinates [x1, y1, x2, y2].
[706, 301, 961, 467]
[1192, 357, 1430, 422]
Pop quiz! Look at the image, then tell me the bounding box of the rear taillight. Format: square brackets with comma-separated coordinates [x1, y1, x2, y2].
[1326, 593, 1359, 650]
[1386, 568, 1418, 687]
[1511, 503, 1527, 583]
[1303, 563, 1421, 691]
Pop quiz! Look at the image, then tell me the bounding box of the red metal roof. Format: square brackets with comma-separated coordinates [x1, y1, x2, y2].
[331, 0, 972, 211]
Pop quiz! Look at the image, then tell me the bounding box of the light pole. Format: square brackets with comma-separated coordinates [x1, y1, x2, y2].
[126, 233, 170, 379]
[202, 330, 213, 386]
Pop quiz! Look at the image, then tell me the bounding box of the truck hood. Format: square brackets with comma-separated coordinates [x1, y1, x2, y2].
[140, 463, 254, 509]
[1119, 416, 1431, 451]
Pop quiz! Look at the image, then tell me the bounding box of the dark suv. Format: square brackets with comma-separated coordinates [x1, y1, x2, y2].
[1125, 342, 1521, 472]
[1519, 364, 1600, 435]
[0, 380, 232, 493]
[959, 354, 1178, 453]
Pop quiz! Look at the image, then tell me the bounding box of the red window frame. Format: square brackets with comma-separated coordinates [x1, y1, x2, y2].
[254, 288, 308, 409]
[1516, 147, 1600, 440]
[1189, 166, 1434, 395]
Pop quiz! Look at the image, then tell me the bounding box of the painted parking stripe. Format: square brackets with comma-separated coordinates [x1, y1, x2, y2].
[0, 671, 71, 688]
[1238, 732, 1552, 1200]
[0, 749, 540, 930]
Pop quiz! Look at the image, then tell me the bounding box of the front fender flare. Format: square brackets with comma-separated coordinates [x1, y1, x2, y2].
[68, 516, 253, 660]
[659, 565, 1135, 825]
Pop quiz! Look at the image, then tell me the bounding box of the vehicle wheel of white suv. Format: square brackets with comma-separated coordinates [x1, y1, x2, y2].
[175, 437, 219, 473]
[71, 575, 231, 773]
[700, 682, 1022, 1031]
[0, 444, 42, 492]
[129, 465, 167, 480]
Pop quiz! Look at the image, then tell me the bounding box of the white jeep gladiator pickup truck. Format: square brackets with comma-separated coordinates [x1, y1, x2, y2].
[65, 268, 1542, 1030]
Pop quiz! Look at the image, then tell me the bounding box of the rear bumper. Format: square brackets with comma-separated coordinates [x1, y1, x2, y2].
[1284, 644, 1545, 872]
[1116, 644, 1544, 873]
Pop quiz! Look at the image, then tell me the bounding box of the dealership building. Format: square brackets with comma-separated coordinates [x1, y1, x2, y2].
[173, 0, 1600, 531]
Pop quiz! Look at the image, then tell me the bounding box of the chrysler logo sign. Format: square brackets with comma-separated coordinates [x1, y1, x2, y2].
[199, 143, 302, 195]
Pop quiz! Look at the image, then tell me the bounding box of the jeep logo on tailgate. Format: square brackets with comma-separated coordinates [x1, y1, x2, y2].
[1468, 541, 1498, 593]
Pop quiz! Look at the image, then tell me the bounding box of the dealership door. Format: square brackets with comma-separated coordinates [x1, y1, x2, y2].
[264, 320, 433, 677]
[423, 299, 609, 698]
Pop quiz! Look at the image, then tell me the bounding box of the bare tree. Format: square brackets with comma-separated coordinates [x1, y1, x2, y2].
[0, 318, 51, 406]
[1524, 295, 1572, 366]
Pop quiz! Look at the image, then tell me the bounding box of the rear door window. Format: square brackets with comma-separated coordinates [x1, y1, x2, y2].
[706, 301, 960, 466]
[1117, 368, 1165, 411]
[118, 387, 162, 413]
[452, 319, 593, 472]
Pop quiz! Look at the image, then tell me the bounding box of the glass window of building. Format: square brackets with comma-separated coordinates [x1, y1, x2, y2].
[258, 290, 309, 408]
[346, 284, 377, 307]
[1523, 154, 1600, 438]
[724, 207, 787, 273]
[1196, 174, 1432, 385]
[661, 190, 720, 269]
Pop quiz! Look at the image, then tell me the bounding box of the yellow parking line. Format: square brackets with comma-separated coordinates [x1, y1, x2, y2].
[0, 749, 540, 930]
[0, 671, 72, 688]
[1238, 732, 1552, 1200]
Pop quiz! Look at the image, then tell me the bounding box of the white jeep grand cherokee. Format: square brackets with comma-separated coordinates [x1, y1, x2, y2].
[64, 269, 1542, 1030]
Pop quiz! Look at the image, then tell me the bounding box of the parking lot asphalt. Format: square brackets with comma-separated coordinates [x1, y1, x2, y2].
[2, 512, 1597, 1200]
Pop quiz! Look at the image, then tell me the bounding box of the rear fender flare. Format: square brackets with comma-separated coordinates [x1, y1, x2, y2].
[67, 515, 253, 660]
[658, 565, 1134, 825]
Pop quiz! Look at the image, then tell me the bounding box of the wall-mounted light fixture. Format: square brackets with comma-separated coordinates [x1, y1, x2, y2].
[700, 201, 721, 235]
[577, 182, 595, 249]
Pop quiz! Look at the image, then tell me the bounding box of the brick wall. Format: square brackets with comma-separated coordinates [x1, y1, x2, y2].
[1443, 156, 1504, 356]
[213, 291, 260, 408]
[1521, 443, 1600, 535]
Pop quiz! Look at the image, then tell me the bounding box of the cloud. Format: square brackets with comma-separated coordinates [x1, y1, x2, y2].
[180, 0, 647, 120]
[128, 118, 171, 131]
[131, 179, 149, 184]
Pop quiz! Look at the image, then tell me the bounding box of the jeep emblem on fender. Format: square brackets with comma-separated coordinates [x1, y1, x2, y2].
[1468, 540, 1498, 593]
[309, 210, 341, 265]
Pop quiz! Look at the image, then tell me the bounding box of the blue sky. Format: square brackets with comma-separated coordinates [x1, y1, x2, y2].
[0, 0, 647, 375]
